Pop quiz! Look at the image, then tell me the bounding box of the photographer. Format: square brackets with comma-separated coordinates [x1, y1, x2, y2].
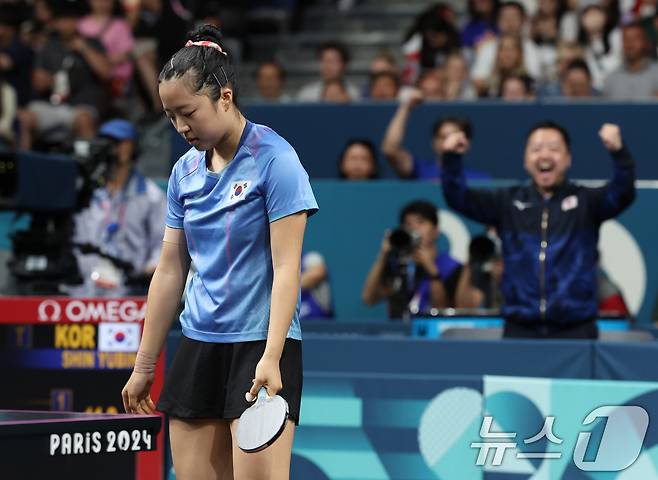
[68, 119, 166, 297]
[362, 200, 462, 318]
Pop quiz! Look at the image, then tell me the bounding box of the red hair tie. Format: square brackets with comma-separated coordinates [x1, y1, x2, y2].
[185, 40, 228, 56]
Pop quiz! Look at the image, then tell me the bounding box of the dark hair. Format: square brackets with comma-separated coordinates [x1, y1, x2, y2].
[317, 41, 350, 64]
[526, 121, 571, 151]
[51, 0, 88, 18]
[498, 1, 526, 20]
[498, 73, 535, 97]
[255, 60, 286, 81]
[468, 0, 500, 22]
[404, 3, 455, 41]
[369, 71, 401, 89]
[400, 200, 439, 226]
[432, 117, 473, 140]
[565, 58, 591, 78]
[322, 78, 348, 96]
[577, 5, 615, 55]
[338, 139, 379, 179]
[623, 20, 649, 39]
[159, 24, 239, 104]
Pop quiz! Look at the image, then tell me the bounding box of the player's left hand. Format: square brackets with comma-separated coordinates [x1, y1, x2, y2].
[599, 123, 623, 152]
[246, 355, 282, 401]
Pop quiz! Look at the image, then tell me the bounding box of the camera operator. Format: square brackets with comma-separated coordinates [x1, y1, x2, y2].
[455, 232, 504, 309]
[362, 200, 462, 319]
[67, 119, 166, 297]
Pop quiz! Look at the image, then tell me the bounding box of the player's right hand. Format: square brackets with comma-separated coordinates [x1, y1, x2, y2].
[122, 371, 156, 415]
[442, 131, 470, 155]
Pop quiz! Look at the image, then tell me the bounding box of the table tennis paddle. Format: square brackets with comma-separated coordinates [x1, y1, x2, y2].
[236, 387, 289, 453]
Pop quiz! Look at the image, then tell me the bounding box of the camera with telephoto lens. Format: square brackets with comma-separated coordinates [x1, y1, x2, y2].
[388, 228, 421, 257]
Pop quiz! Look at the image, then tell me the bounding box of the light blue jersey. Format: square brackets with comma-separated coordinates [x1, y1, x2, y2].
[166, 121, 319, 343]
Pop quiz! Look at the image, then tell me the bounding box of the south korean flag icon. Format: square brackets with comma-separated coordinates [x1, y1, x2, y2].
[229, 181, 251, 204]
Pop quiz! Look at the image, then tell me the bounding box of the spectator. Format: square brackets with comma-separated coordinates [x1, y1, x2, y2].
[471, 2, 542, 96]
[362, 200, 462, 318]
[531, 0, 566, 46]
[443, 52, 477, 100]
[562, 58, 597, 97]
[530, 0, 567, 81]
[370, 51, 399, 75]
[18, 0, 112, 150]
[401, 3, 461, 85]
[338, 138, 379, 180]
[79, 0, 135, 99]
[441, 121, 635, 339]
[123, 0, 163, 115]
[22, 0, 56, 52]
[382, 88, 488, 180]
[455, 233, 504, 309]
[577, 4, 622, 89]
[369, 71, 400, 100]
[416, 68, 445, 100]
[321, 79, 351, 103]
[486, 34, 529, 97]
[252, 60, 290, 102]
[538, 40, 585, 97]
[499, 73, 535, 100]
[69, 119, 166, 297]
[0, 81, 17, 148]
[297, 41, 360, 101]
[0, 4, 34, 108]
[300, 251, 334, 319]
[604, 21, 658, 98]
[461, 0, 500, 49]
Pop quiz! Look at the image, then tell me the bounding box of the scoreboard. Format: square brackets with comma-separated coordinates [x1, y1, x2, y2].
[0, 296, 165, 479]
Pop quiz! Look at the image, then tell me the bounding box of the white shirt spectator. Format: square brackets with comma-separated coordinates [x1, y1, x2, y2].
[584, 28, 623, 90]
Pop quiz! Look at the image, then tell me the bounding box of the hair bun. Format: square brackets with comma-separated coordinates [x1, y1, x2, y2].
[187, 24, 224, 45]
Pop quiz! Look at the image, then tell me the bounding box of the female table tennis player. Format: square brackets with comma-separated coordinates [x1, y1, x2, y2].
[121, 24, 318, 479]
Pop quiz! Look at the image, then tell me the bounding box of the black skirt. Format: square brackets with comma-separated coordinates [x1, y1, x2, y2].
[157, 336, 303, 425]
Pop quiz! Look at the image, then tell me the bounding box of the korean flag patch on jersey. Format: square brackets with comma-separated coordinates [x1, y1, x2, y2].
[229, 181, 251, 204]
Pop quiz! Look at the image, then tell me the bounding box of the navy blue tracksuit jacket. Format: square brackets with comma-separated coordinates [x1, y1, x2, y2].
[441, 149, 636, 327]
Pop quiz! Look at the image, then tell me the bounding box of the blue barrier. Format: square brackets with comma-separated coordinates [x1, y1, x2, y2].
[163, 330, 658, 479]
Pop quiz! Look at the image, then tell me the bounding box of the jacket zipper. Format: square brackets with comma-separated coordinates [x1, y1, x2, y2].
[539, 207, 549, 320]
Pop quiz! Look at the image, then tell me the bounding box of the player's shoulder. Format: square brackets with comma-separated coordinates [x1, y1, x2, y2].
[244, 122, 299, 166]
[171, 147, 204, 183]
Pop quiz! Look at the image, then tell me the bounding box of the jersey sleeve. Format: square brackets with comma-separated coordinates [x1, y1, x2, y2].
[165, 164, 185, 229]
[263, 147, 319, 223]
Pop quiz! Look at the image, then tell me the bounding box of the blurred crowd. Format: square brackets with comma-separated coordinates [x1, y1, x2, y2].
[1, 0, 657, 151]
[250, 0, 658, 103]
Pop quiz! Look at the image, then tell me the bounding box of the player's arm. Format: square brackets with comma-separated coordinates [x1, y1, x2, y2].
[381, 89, 423, 178]
[590, 123, 636, 221]
[248, 211, 307, 399]
[122, 227, 190, 413]
[441, 131, 503, 226]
